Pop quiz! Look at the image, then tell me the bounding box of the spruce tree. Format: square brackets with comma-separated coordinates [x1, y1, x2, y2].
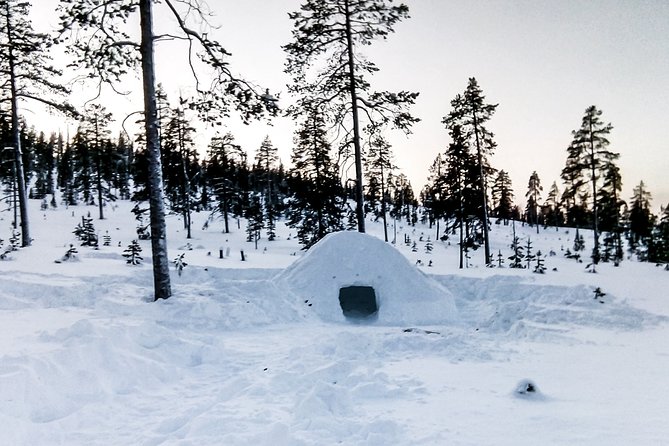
[491, 170, 514, 225]
[544, 182, 563, 229]
[123, 240, 143, 265]
[32, 132, 55, 200]
[423, 153, 448, 239]
[508, 227, 524, 269]
[628, 181, 654, 257]
[572, 227, 585, 261]
[442, 125, 475, 268]
[365, 135, 396, 242]
[598, 162, 624, 263]
[651, 204, 669, 265]
[534, 250, 546, 274]
[287, 105, 343, 249]
[255, 136, 279, 241]
[497, 249, 505, 268]
[525, 238, 536, 270]
[245, 194, 264, 249]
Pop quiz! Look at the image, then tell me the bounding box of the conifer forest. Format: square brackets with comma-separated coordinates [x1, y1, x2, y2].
[0, 0, 667, 301]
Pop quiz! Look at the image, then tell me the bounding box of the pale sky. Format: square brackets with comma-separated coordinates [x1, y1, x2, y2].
[32, 0, 669, 211]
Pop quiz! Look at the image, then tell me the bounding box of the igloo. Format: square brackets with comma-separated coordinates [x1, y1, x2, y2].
[276, 231, 457, 325]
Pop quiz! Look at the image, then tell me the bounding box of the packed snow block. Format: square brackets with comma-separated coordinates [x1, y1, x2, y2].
[276, 231, 457, 325]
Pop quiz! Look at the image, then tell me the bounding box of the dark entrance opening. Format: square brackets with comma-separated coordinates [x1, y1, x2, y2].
[339, 286, 378, 320]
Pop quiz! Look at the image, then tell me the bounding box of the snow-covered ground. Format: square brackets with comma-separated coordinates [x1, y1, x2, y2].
[0, 200, 667, 445]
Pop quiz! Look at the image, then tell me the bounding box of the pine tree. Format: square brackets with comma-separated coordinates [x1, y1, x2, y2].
[441, 124, 478, 268]
[563, 106, 618, 265]
[123, 240, 143, 265]
[525, 171, 543, 233]
[80, 104, 115, 219]
[423, 153, 448, 238]
[284, 0, 419, 233]
[162, 102, 198, 238]
[207, 132, 246, 234]
[1, 0, 76, 247]
[59, 0, 278, 300]
[443, 79, 498, 265]
[245, 194, 263, 249]
[390, 173, 415, 228]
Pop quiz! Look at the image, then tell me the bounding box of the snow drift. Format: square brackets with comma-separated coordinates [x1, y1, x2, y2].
[276, 231, 457, 325]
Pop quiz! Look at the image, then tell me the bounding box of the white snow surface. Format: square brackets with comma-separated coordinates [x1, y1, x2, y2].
[1, 200, 668, 445]
[276, 231, 457, 324]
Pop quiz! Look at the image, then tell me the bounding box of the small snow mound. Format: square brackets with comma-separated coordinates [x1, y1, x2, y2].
[276, 231, 457, 325]
[514, 379, 545, 400]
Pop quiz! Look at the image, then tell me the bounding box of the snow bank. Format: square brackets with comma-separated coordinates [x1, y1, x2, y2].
[276, 231, 457, 325]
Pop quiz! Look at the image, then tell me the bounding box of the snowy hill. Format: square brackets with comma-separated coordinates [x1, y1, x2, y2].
[0, 200, 668, 445]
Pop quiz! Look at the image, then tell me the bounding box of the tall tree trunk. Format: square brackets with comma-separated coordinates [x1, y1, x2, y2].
[588, 118, 599, 263]
[344, 0, 365, 233]
[472, 110, 491, 264]
[381, 167, 388, 242]
[178, 118, 191, 238]
[458, 166, 464, 269]
[5, 5, 30, 247]
[95, 118, 104, 219]
[222, 148, 230, 233]
[140, 0, 171, 300]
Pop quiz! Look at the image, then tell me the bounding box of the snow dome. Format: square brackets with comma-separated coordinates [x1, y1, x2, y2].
[276, 231, 457, 325]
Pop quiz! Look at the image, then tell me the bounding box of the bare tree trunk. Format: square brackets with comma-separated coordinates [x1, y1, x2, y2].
[344, 0, 365, 233]
[95, 118, 104, 219]
[472, 109, 491, 265]
[588, 118, 600, 264]
[380, 167, 388, 242]
[140, 0, 171, 300]
[5, 5, 30, 247]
